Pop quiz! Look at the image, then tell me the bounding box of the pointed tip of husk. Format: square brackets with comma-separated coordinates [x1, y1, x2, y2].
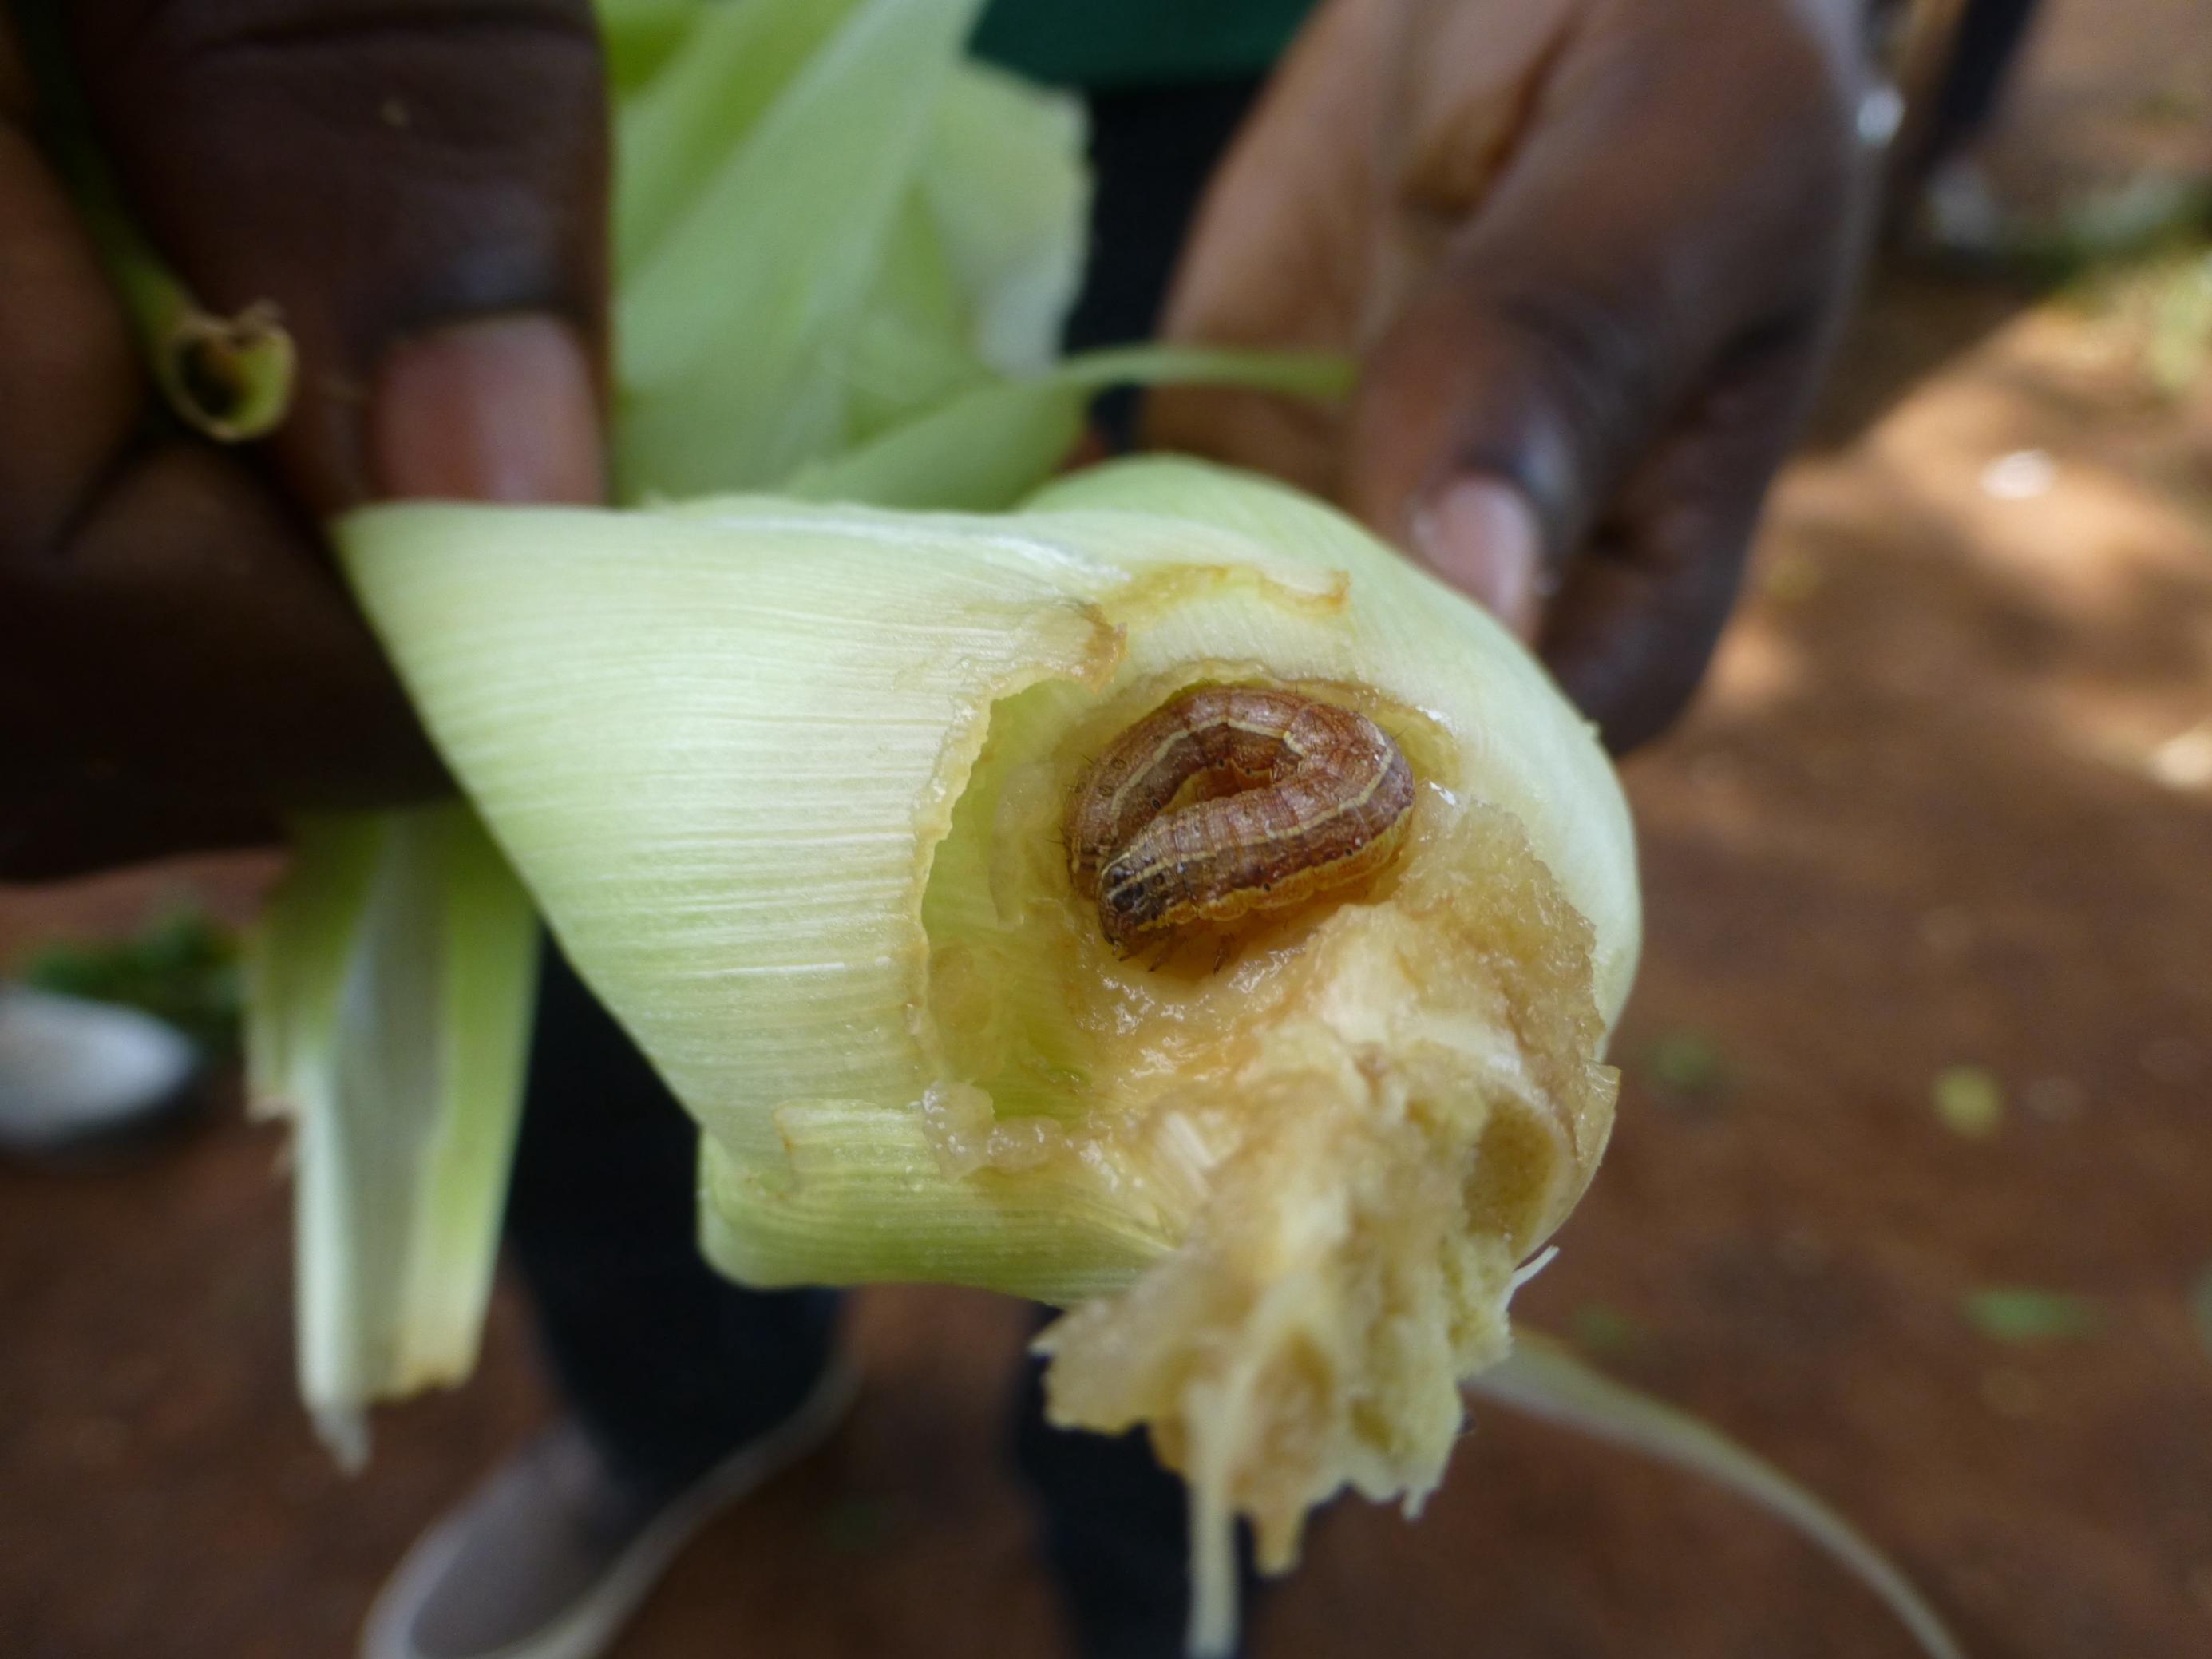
[1474, 1332, 1967, 1659]
[312, 1404, 370, 1473]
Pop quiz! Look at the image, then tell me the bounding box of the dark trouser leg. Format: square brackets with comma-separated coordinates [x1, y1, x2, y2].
[1011, 81, 1274, 1659]
[506, 942, 839, 1495]
[1011, 1317, 1264, 1659]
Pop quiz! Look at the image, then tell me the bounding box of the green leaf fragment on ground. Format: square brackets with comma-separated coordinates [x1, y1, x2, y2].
[1932, 1065, 2004, 1138]
[1962, 1288, 2100, 1343]
[20, 906, 243, 1058]
[1644, 1029, 1727, 1103]
[1569, 1303, 1650, 1360]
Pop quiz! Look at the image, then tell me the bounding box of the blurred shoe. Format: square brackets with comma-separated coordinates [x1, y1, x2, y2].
[362, 1361, 861, 1659]
[0, 984, 206, 1164]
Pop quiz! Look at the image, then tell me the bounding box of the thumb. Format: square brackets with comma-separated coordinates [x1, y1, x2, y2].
[1344, 152, 1759, 628]
[1342, 8, 1866, 639]
[66, 0, 609, 509]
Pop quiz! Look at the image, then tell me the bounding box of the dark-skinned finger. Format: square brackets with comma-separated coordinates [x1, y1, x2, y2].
[66, 0, 609, 512]
[1343, 1, 1874, 618]
[1, 10, 443, 878]
[0, 11, 140, 556]
[1540, 320, 1842, 753]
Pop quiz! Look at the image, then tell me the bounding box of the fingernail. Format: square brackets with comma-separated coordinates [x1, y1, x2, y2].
[371, 315, 602, 505]
[1409, 477, 1545, 640]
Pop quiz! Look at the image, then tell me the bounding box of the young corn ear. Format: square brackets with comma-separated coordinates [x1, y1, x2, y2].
[334, 458, 1640, 1645]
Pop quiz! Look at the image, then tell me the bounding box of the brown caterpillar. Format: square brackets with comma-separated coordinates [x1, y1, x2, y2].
[1064, 685, 1417, 956]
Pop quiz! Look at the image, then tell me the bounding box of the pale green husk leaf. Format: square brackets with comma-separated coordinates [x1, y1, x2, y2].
[612, 0, 992, 497]
[245, 805, 536, 1465]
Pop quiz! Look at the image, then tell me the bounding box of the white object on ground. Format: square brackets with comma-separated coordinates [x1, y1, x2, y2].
[1980, 449, 2056, 501]
[361, 1362, 861, 1659]
[0, 984, 200, 1154]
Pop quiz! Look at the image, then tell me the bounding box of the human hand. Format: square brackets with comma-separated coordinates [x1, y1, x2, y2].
[0, 0, 607, 877]
[1150, 0, 1884, 751]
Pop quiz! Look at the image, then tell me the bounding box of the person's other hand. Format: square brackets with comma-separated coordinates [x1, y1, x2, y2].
[0, 0, 608, 877]
[1150, 0, 1883, 751]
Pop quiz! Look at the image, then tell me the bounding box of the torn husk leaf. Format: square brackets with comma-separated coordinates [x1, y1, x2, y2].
[335, 457, 1639, 1647]
[245, 805, 536, 1465]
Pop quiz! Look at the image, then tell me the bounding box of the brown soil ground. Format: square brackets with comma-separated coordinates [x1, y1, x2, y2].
[4, 4, 2209, 1657]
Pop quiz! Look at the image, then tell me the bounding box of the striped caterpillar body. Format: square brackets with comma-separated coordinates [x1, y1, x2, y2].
[1065, 685, 1417, 956]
